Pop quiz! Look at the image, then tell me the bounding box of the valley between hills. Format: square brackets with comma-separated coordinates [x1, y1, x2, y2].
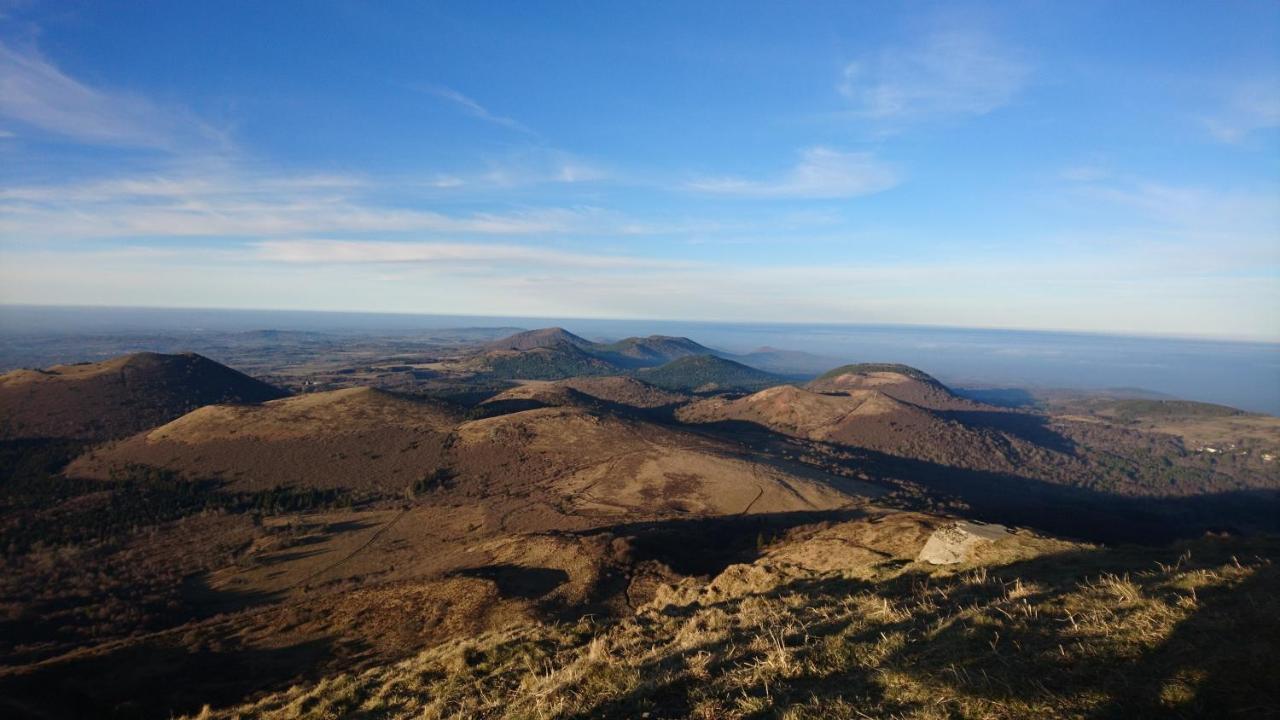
[1, 327, 1277, 719]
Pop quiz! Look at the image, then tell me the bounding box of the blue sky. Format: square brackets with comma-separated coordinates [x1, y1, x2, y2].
[1, 1, 1277, 339]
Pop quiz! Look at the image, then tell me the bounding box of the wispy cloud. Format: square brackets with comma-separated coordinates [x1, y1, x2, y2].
[838, 29, 1029, 120]
[253, 239, 693, 269]
[468, 148, 608, 187]
[1058, 173, 1280, 266]
[0, 40, 226, 149]
[0, 173, 363, 203]
[0, 171, 613, 238]
[1072, 177, 1278, 231]
[1204, 78, 1280, 144]
[378, 147, 606, 190]
[422, 84, 537, 136]
[686, 147, 900, 199]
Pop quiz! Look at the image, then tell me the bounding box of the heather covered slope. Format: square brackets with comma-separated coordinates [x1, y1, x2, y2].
[593, 335, 718, 368]
[637, 355, 782, 393]
[0, 352, 287, 440]
[470, 343, 624, 380]
[189, 516, 1280, 720]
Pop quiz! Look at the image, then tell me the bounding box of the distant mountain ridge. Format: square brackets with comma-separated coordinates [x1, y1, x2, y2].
[473, 328, 728, 379]
[482, 327, 595, 352]
[637, 355, 782, 393]
[471, 331, 977, 395]
[593, 335, 717, 368]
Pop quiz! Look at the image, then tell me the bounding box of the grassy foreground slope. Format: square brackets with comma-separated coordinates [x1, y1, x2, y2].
[192, 518, 1277, 720]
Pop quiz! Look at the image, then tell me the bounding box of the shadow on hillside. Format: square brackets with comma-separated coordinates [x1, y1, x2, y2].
[563, 538, 1279, 719]
[850, 448, 1280, 544]
[468, 398, 561, 418]
[0, 634, 345, 720]
[457, 564, 569, 599]
[586, 508, 871, 577]
[1085, 559, 1280, 717]
[680, 418, 1280, 545]
[939, 408, 1076, 454]
[796, 541, 1277, 718]
[175, 571, 287, 622]
[871, 541, 1279, 718]
[467, 395, 685, 424]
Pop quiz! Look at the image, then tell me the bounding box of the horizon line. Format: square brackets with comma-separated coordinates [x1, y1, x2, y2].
[2, 302, 1277, 346]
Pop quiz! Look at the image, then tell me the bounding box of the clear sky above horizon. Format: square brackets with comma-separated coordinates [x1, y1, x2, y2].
[1, 1, 1277, 340]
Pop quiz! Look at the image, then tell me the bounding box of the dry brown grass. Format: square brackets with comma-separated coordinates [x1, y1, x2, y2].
[191, 527, 1279, 720]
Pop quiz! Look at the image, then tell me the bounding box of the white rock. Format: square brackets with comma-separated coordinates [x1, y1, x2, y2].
[917, 521, 1013, 565]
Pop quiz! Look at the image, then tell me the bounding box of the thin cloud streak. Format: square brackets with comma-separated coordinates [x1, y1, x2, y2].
[0, 202, 590, 238]
[0, 40, 227, 149]
[422, 84, 538, 136]
[0, 171, 621, 238]
[1204, 78, 1280, 144]
[838, 29, 1029, 120]
[687, 147, 900, 199]
[0, 173, 365, 203]
[1061, 174, 1280, 259]
[253, 239, 696, 269]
